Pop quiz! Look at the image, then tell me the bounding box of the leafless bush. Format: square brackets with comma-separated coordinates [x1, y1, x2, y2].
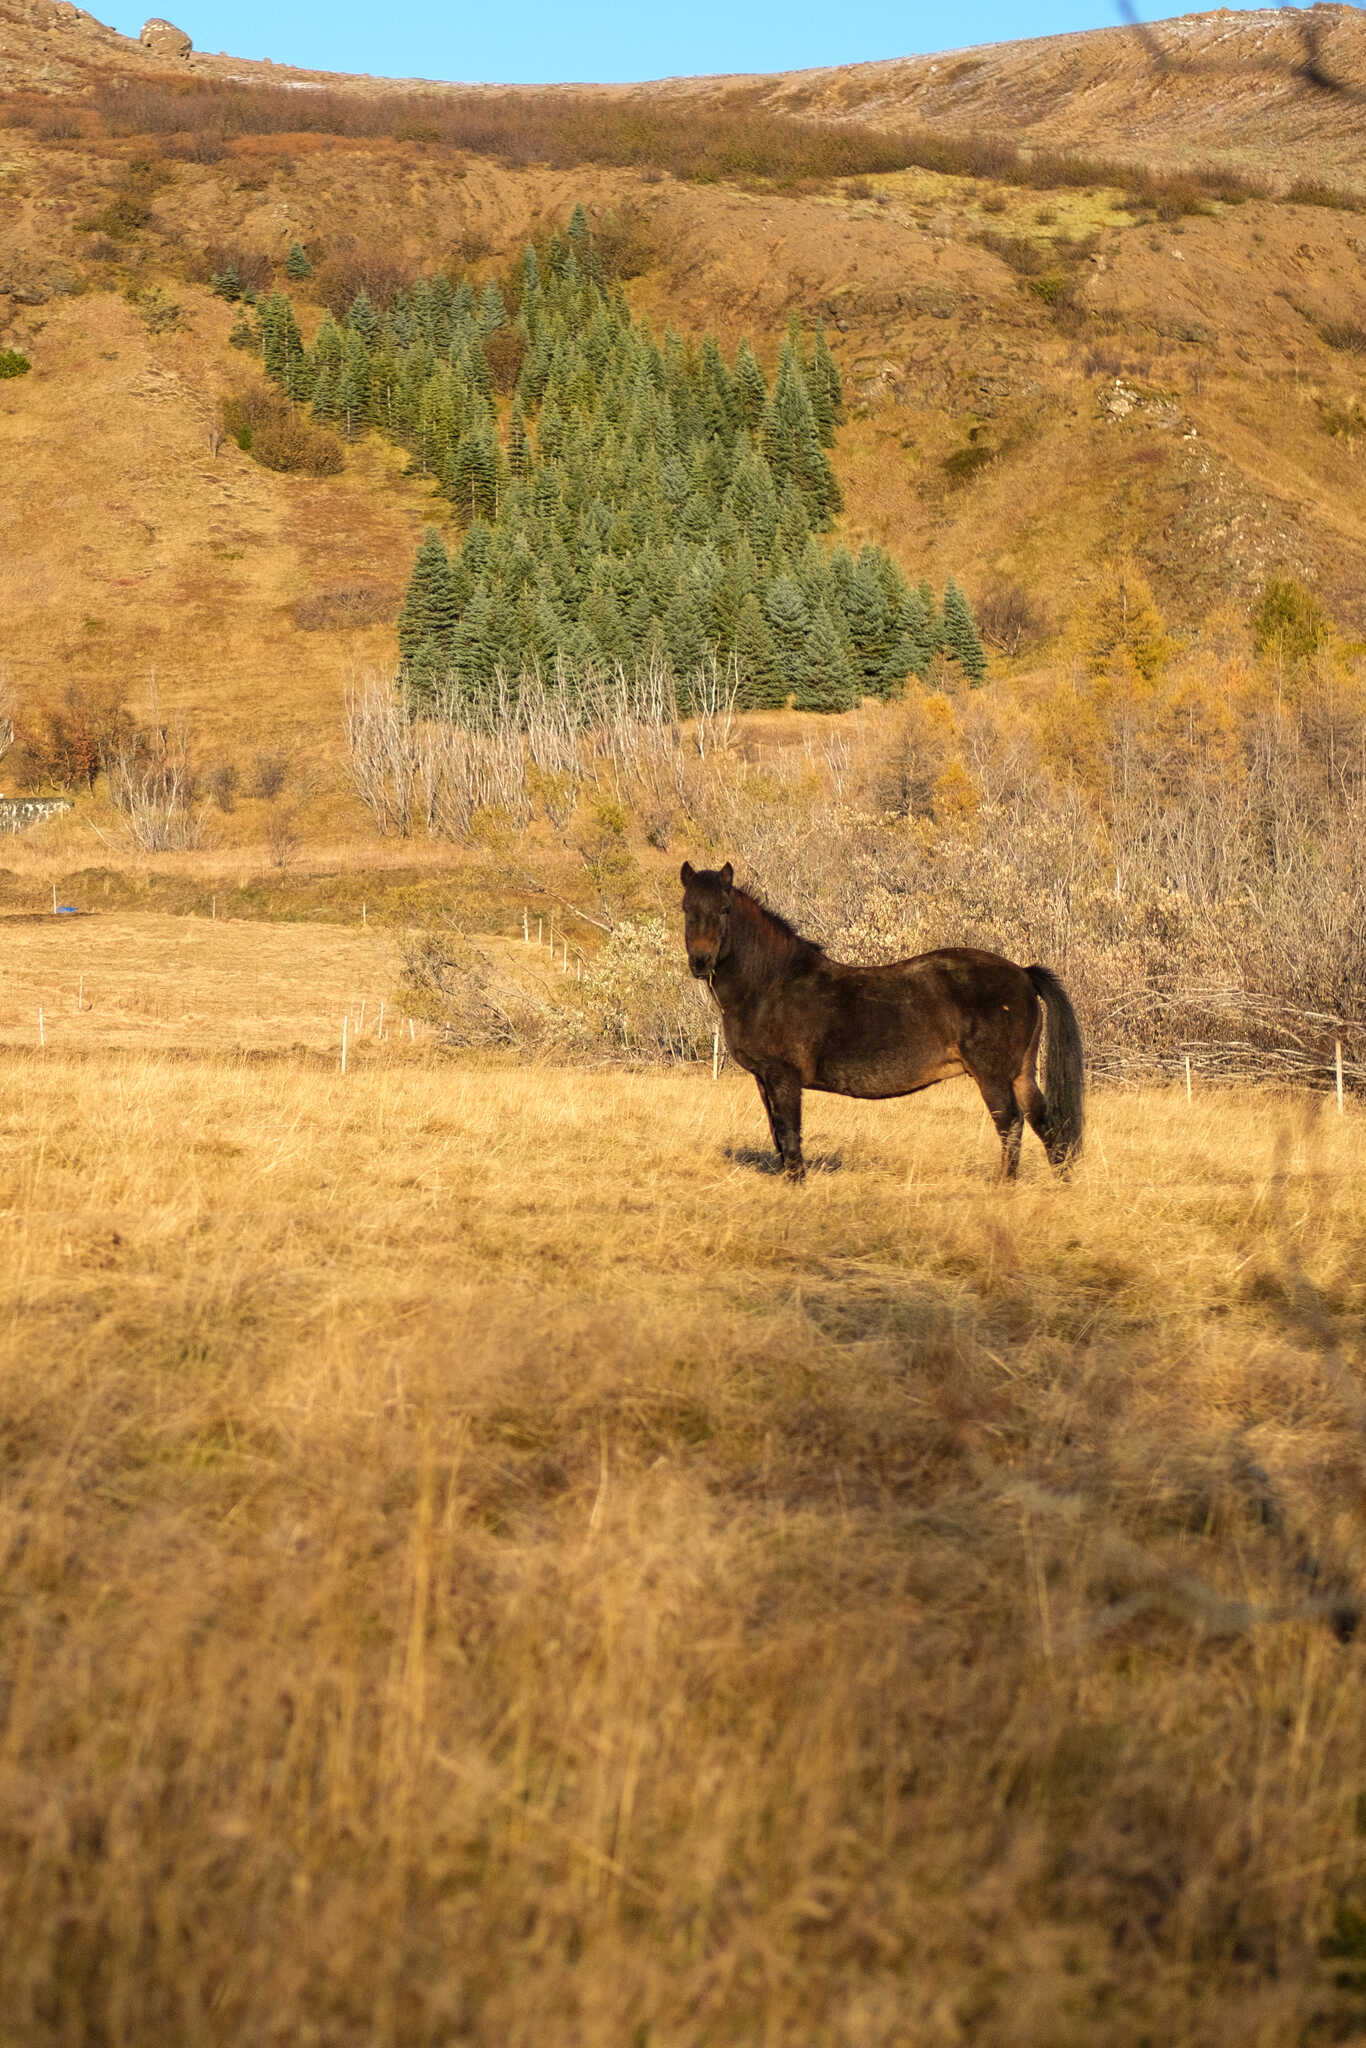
[266, 803, 302, 871]
[1317, 318, 1366, 354]
[974, 579, 1051, 656]
[483, 326, 526, 397]
[310, 243, 409, 318]
[222, 388, 343, 477]
[251, 752, 289, 801]
[345, 660, 738, 847]
[578, 917, 714, 1062]
[400, 928, 575, 1052]
[291, 582, 398, 632]
[206, 760, 239, 812]
[106, 721, 205, 851]
[192, 243, 273, 296]
[10, 681, 133, 793]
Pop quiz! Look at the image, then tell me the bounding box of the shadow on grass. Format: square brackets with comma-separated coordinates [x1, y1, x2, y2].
[723, 1145, 846, 1176]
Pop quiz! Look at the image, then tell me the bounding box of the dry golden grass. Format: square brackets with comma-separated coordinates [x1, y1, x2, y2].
[0, 911, 404, 1054]
[2, 912, 1365, 2042]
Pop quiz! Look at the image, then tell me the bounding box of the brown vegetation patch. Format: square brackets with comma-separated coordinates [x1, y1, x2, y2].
[290, 580, 399, 632]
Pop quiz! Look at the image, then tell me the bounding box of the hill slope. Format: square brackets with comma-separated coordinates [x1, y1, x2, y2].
[2, 1, 1365, 778]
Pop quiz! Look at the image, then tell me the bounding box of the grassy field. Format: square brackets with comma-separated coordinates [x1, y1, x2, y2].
[2, 916, 1365, 2044]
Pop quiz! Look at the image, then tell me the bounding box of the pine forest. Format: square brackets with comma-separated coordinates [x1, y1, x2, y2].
[250, 207, 987, 716]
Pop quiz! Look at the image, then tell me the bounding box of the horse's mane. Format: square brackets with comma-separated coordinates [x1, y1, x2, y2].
[729, 884, 823, 981]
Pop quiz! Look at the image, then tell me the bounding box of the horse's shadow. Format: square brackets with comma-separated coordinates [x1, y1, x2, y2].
[723, 1146, 846, 1176]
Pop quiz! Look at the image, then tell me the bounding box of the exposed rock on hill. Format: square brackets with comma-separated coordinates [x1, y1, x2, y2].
[139, 17, 190, 59]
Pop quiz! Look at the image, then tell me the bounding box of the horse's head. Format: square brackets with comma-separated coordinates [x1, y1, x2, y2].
[680, 861, 734, 979]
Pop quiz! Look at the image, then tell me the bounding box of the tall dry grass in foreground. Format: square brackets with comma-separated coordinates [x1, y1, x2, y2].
[2, 1046, 1365, 2045]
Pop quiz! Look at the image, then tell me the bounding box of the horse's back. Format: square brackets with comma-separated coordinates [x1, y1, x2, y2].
[805, 947, 1039, 1097]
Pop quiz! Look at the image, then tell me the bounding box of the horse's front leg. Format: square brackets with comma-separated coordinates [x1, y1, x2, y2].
[755, 1077, 783, 1159]
[762, 1064, 805, 1183]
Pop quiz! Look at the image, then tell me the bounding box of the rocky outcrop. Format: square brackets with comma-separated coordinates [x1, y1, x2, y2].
[139, 16, 190, 57]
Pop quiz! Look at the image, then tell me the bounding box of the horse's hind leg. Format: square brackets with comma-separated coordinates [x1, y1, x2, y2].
[1015, 1073, 1070, 1173]
[761, 1064, 805, 1182]
[973, 1071, 1025, 1181]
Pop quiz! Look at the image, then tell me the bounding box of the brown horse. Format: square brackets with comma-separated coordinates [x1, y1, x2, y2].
[681, 861, 1084, 1182]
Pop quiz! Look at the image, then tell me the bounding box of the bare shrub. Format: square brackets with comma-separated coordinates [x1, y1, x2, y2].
[1317, 318, 1366, 354]
[251, 751, 289, 801]
[1286, 178, 1364, 212]
[266, 803, 301, 871]
[191, 243, 273, 297]
[12, 681, 133, 793]
[311, 243, 408, 318]
[345, 660, 738, 848]
[578, 917, 713, 1061]
[592, 201, 662, 280]
[482, 325, 526, 396]
[206, 760, 239, 812]
[400, 927, 574, 1052]
[291, 582, 397, 632]
[222, 387, 343, 477]
[106, 720, 205, 851]
[978, 229, 1050, 276]
[974, 580, 1051, 656]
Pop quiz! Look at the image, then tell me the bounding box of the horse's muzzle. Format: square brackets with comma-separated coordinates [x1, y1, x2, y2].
[688, 955, 714, 979]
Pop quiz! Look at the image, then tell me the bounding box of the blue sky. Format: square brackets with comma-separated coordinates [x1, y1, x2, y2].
[102, 1, 1287, 86]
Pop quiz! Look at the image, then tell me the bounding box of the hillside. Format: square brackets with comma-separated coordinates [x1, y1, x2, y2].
[654, 5, 1366, 190]
[1, 0, 1365, 791]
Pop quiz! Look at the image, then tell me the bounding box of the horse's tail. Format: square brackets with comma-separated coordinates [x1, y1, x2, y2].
[1026, 965, 1085, 1165]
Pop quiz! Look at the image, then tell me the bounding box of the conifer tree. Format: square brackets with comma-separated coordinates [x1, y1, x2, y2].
[506, 409, 533, 481]
[917, 581, 944, 661]
[284, 241, 313, 280]
[272, 211, 978, 724]
[888, 588, 935, 685]
[793, 605, 859, 712]
[843, 555, 894, 693]
[805, 331, 843, 447]
[346, 290, 380, 348]
[764, 576, 812, 696]
[369, 339, 402, 434]
[337, 332, 372, 438]
[452, 587, 497, 690]
[734, 342, 767, 432]
[942, 580, 988, 685]
[1252, 575, 1330, 665]
[310, 363, 337, 425]
[1076, 563, 1170, 682]
[734, 593, 785, 709]
[399, 528, 459, 703]
[260, 291, 309, 401]
[664, 588, 708, 686]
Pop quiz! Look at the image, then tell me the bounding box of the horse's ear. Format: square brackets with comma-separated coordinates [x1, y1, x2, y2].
[680, 861, 695, 885]
[719, 861, 734, 890]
